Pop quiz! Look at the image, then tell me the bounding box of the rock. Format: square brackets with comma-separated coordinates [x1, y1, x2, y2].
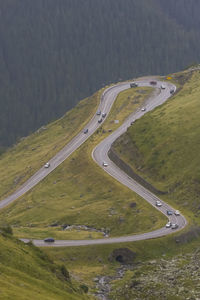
[49, 222, 58, 227]
[178, 287, 185, 293]
[129, 202, 137, 208]
[119, 216, 125, 223]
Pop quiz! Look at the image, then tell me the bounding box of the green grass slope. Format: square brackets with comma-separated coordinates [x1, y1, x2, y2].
[0, 85, 166, 239]
[113, 69, 200, 223]
[0, 89, 101, 201]
[0, 228, 90, 300]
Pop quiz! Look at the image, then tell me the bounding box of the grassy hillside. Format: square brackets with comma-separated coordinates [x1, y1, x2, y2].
[44, 68, 200, 299]
[0, 89, 101, 201]
[3, 69, 200, 298]
[0, 228, 90, 300]
[0, 85, 166, 240]
[45, 227, 200, 299]
[113, 69, 200, 223]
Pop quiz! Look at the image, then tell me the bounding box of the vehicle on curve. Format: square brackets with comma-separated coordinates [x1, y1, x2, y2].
[166, 221, 172, 228]
[98, 118, 103, 123]
[170, 89, 175, 94]
[167, 210, 173, 215]
[171, 223, 178, 229]
[84, 128, 89, 134]
[102, 162, 108, 167]
[102, 113, 106, 118]
[174, 210, 180, 216]
[161, 84, 166, 89]
[141, 108, 146, 112]
[44, 237, 55, 243]
[130, 82, 138, 88]
[130, 121, 135, 125]
[44, 162, 50, 168]
[96, 110, 101, 115]
[156, 200, 162, 207]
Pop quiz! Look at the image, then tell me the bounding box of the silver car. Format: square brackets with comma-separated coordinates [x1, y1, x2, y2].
[171, 223, 178, 229]
[166, 222, 172, 228]
[174, 210, 180, 216]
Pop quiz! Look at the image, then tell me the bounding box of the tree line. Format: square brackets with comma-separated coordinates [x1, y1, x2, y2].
[0, 0, 200, 149]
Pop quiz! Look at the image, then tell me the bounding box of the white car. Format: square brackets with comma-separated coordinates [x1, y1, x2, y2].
[156, 200, 162, 207]
[174, 210, 180, 216]
[141, 108, 146, 112]
[161, 84, 166, 89]
[166, 222, 172, 228]
[44, 162, 50, 168]
[102, 162, 108, 167]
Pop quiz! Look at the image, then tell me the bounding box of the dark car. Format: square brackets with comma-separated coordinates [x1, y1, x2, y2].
[98, 118, 103, 123]
[83, 129, 88, 134]
[170, 89, 175, 94]
[150, 80, 157, 85]
[44, 237, 55, 243]
[102, 113, 106, 118]
[96, 110, 101, 115]
[167, 210, 173, 215]
[130, 82, 138, 88]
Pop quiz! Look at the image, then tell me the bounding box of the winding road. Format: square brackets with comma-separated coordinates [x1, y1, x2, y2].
[0, 79, 187, 246]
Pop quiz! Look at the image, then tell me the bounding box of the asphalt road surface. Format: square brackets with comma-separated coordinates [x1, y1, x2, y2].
[0, 79, 187, 246]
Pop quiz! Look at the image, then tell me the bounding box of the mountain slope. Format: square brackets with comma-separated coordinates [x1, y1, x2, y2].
[112, 68, 200, 222]
[0, 84, 165, 240]
[0, 229, 89, 300]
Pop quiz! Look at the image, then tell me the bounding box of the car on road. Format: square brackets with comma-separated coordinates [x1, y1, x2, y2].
[130, 82, 138, 88]
[174, 210, 180, 216]
[166, 222, 172, 228]
[83, 128, 88, 134]
[44, 237, 55, 243]
[141, 108, 146, 112]
[98, 118, 103, 123]
[150, 80, 157, 85]
[156, 200, 162, 207]
[161, 84, 166, 89]
[130, 121, 135, 125]
[44, 162, 50, 168]
[167, 210, 173, 215]
[96, 110, 101, 115]
[171, 223, 178, 229]
[170, 89, 175, 94]
[102, 113, 106, 118]
[102, 162, 108, 167]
